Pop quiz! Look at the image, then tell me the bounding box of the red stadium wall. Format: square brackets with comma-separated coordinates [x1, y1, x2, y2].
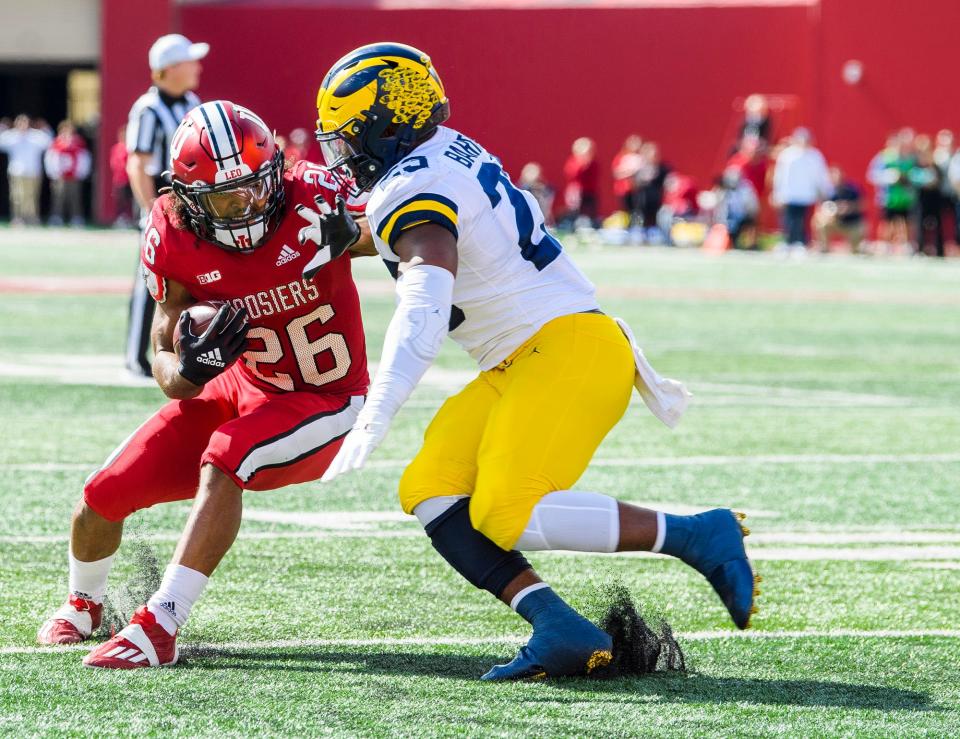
[817, 0, 960, 184]
[96, 0, 960, 223]
[180, 3, 815, 214]
[96, 1, 815, 219]
[98, 0, 174, 221]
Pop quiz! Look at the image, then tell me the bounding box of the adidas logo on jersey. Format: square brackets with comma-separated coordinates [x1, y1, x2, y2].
[276, 245, 301, 266]
[196, 348, 225, 367]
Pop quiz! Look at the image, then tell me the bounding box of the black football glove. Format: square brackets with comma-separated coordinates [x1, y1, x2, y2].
[297, 195, 361, 280]
[177, 305, 249, 386]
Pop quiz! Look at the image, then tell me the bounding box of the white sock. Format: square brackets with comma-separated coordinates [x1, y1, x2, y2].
[514, 490, 620, 552]
[508, 582, 550, 612]
[146, 564, 209, 636]
[651, 511, 667, 553]
[68, 551, 115, 603]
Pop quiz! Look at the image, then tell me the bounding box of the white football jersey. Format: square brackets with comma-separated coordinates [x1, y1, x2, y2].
[366, 126, 599, 370]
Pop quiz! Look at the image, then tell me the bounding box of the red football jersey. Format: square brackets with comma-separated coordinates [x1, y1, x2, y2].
[141, 160, 368, 397]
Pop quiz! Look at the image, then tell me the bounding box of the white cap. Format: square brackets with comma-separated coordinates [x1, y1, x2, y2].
[148, 34, 209, 72]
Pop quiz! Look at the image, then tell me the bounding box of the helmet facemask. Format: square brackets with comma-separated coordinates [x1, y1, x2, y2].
[316, 112, 421, 196]
[171, 148, 286, 252]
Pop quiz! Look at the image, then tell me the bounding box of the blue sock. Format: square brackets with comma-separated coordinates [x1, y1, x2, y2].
[659, 512, 698, 560]
[514, 585, 581, 628]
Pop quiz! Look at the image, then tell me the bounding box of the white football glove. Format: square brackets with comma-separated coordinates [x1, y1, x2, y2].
[296, 195, 360, 280]
[320, 418, 389, 482]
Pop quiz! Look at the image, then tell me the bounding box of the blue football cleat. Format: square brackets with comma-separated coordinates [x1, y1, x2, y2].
[661, 508, 759, 629]
[481, 589, 612, 681]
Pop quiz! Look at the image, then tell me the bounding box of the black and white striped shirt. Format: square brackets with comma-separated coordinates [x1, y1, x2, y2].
[125, 86, 201, 178]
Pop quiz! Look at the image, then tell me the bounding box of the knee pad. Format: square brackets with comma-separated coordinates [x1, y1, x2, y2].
[399, 457, 476, 515]
[469, 480, 545, 551]
[424, 497, 531, 598]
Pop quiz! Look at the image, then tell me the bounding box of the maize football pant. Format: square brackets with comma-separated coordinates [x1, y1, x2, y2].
[400, 312, 636, 550]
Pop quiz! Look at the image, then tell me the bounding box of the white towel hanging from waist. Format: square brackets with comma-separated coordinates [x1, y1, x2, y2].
[614, 317, 692, 429]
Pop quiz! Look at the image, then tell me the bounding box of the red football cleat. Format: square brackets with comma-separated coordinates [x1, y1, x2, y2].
[82, 606, 178, 669]
[37, 595, 103, 645]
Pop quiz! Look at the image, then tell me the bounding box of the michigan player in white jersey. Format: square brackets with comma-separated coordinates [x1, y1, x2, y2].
[301, 43, 759, 680]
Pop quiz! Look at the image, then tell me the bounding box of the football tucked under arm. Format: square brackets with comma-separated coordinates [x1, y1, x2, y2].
[150, 279, 248, 399]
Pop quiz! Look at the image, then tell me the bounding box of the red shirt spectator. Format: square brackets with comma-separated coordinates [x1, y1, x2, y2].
[110, 140, 129, 188]
[109, 125, 133, 226]
[611, 134, 644, 208]
[45, 131, 90, 181]
[727, 135, 769, 201]
[662, 173, 699, 217]
[562, 136, 599, 223]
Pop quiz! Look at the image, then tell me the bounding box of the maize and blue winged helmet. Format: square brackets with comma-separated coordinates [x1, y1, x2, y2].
[315, 42, 450, 194]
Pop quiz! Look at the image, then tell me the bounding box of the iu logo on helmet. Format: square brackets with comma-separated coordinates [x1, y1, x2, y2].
[235, 234, 251, 248]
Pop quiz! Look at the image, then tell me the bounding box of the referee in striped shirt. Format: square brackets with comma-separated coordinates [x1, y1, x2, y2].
[124, 34, 208, 377]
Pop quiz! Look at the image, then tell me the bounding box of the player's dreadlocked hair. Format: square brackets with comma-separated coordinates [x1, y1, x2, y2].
[591, 582, 686, 677]
[161, 158, 298, 234]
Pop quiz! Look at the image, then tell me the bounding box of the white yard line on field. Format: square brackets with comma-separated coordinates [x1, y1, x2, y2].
[5, 629, 960, 656]
[7, 512, 960, 561]
[0, 463, 94, 471]
[544, 546, 960, 561]
[7, 451, 959, 474]
[0, 352, 934, 410]
[364, 452, 960, 469]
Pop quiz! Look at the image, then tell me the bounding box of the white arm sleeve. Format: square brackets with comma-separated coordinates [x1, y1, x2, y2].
[357, 263, 454, 429]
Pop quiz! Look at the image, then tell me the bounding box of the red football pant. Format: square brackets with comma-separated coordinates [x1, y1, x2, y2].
[84, 365, 363, 522]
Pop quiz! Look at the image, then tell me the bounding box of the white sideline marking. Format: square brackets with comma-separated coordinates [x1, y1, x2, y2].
[0, 352, 938, 411]
[6, 629, 960, 656]
[750, 532, 960, 545]
[363, 452, 960, 470]
[242, 509, 413, 529]
[8, 451, 959, 474]
[545, 546, 960, 562]
[1, 463, 94, 471]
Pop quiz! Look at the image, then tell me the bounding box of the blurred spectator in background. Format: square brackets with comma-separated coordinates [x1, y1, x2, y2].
[866, 132, 899, 248]
[634, 141, 670, 242]
[109, 125, 133, 227]
[911, 136, 944, 257]
[611, 134, 644, 221]
[715, 167, 759, 249]
[726, 134, 769, 216]
[561, 136, 598, 229]
[285, 127, 311, 165]
[771, 127, 831, 251]
[0, 115, 53, 225]
[657, 172, 699, 243]
[739, 94, 772, 148]
[812, 166, 865, 253]
[878, 131, 916, 251]
[44, 120, 91, 227]
[518, 162, 555, 226]
[946, 138, 960, 248]
[932, 129, 956, 243]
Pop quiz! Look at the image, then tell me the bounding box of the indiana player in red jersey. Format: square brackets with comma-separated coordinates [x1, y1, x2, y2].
[37, 101, 372, 668]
